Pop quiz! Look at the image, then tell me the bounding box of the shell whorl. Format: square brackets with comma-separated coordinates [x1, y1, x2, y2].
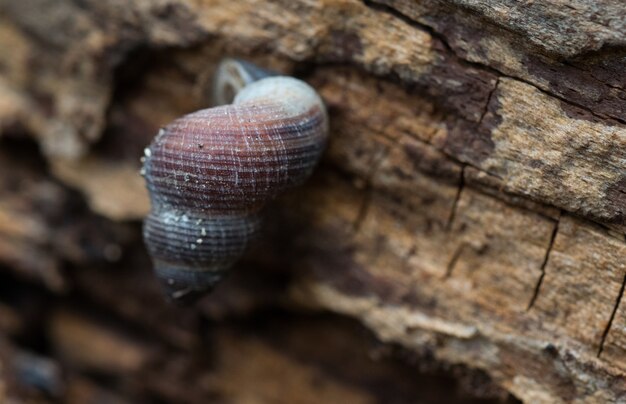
[142, 59, 328, 301]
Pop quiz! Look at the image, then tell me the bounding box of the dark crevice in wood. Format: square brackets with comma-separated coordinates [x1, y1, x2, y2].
[598, 270, 626, 358]
[446, 164, 465, 231]
[527, 213, 561, 310]
[469, 186, 558, 223]
[479, 79, 500, 125]
[445, 243, 466, 278]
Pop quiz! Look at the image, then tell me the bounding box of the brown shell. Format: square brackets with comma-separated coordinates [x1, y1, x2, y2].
[142, 60, 328, 301]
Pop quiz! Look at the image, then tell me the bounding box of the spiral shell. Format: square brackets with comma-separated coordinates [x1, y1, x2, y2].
[142, 59, 329, 301]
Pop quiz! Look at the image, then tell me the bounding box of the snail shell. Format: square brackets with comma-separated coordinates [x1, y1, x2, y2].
[142, 59, 328, 301]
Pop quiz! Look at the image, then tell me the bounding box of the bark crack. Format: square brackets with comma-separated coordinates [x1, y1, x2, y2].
[598, 270, 626, 358]
[479, 78, 499, 125]
[527, 212, 561, 310]
[446, 164, 465, 231]
[445, 243, 466, 278]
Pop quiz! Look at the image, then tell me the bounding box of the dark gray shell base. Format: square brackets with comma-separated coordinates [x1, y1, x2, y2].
[153, 262, 226, 304]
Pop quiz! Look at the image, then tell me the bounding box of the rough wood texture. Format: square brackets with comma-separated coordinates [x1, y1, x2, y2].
[0, 0, 625, 403]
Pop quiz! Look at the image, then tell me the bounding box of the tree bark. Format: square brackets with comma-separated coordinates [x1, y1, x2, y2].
[0, 0, 625, 403]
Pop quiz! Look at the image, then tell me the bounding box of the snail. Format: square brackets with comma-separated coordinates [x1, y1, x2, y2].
[141, 58, 329, 301]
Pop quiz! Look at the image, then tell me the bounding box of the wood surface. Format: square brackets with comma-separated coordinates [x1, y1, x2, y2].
[0, 0, 624, 402]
